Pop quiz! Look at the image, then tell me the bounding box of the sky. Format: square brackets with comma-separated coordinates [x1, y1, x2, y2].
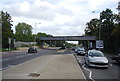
[0, 0, 119, 43]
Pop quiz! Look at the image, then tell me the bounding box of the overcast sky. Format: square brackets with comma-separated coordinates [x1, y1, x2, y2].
[0, 0, 119, 37]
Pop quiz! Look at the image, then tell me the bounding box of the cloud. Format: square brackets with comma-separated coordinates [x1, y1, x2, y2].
[1, 0, 119, 38]
[1, 0, 73, 21]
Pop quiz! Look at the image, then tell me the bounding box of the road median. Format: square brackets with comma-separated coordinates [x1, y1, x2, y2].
[2, 54, 86, 80]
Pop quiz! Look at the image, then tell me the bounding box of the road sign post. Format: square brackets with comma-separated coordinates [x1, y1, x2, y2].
[8, 38, 11, 51]
[13, 39, 16, 48]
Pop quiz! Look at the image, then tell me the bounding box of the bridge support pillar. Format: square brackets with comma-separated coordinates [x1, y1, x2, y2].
[39, 40, 44, 48]
[87, 40, 96, 49]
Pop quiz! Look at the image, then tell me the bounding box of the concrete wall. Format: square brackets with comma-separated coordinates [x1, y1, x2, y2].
[15, 41, 37, 47]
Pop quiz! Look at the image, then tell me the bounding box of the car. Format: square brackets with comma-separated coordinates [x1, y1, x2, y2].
[71, 46, 76, 51]
[28, 47, 38, 53]
[77, 48, 86, 55]
[74, 47, 80, 53]
[84, 49, 108, 68]
[111, 54, 120, 63]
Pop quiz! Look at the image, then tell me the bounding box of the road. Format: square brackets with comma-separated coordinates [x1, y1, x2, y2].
[2, 48, 59, 70]
[2, 48, 120, 81]
[73, 51, 120, 81]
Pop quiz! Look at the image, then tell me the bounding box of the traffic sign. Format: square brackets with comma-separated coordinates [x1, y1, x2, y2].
[96, 40, 104, 49]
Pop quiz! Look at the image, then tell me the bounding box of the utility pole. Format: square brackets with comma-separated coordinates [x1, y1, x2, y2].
[34, 23, 37, 47]
[34, 23, 41, 47]
[99, 19, 102, 40]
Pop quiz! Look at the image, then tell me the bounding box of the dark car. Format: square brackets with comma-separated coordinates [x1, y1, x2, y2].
[111, 54, 120, 63]
[28, 47, 37, 53]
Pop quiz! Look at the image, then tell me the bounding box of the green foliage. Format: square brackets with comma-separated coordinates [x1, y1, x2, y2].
[84, 8, 120, 53]
[111, 16, 120, 53]
[15, 22, 34, 42]
[1, 11, 14, 48]
[0, 12, 2, 48]
[85, 18, 99, 38]
[36, 32, 53, 45]
[100, 9, 115, 52]
[37, 32, 53, 38]
[65, 42, 76, 48]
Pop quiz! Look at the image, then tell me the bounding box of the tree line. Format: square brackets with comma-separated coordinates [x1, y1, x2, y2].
[1, 2, 120, 53]
[84, 2, 120, 53]
[1, 11, 72, 48]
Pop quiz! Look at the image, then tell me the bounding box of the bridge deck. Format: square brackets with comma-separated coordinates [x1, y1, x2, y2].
[40, 36, 96, 41]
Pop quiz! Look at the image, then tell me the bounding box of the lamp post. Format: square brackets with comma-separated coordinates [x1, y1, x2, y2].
[92, 11, 103, 50]
[99, 19, 101, 40]
[92, 11, 101, 40]
[34, 23, 41, 47]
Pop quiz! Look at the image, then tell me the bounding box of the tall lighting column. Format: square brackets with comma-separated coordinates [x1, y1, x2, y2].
[34, 23, 41, 47]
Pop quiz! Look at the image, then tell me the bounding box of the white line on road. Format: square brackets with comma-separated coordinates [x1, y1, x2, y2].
[15, 56, 21, 58]
[110, 63, 112, 66]
[0, 67, 8, 71]
[3, 58, 11, 61]
[79, 60, 82, 63]
[82, 64, 95, 81]
[1, 65, 15, 70]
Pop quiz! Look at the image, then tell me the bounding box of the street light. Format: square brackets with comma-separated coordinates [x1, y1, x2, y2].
[92, 11, 103, 50]
[92, 11, 101, 40]
[98, 20, 101, 40]
[34, 23, 41, 47]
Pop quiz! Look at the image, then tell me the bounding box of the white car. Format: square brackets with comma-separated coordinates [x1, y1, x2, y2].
[77, 48, 86, 55]
[74, 47, 80, 53]
[84, 49, 108, 68]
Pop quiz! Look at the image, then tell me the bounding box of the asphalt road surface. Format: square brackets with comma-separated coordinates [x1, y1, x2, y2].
[2, 48, 120, 81]
[73, 51, 120, 81]
[2, 48, 72, 70]
[2, 48, 58, 70]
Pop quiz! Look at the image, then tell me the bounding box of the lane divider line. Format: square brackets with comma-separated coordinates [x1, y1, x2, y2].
[82, 64, 95, 81]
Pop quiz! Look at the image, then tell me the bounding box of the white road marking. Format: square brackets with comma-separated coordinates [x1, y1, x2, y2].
[1, 65, 15, 70]
[3, 55, 26, 61]
[27, 54, 35, 55]
[20, 55, 24, 58]
[82, 64, 95, 81]
[3, 58, 11, 61]
[0, 67, 8, 70]
[79, 60, 82, 63]
[110, 63, 112, 66]
[7, 65, 15, 67]
[15, 56, 20, 58]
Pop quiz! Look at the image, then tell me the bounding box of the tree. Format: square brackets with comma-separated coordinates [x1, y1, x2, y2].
[36, 32, 53, 46]
[1, 11, 13, 48]
[0, 12, 2, 48]
[111, 26, 120, 53]
[84, 9, 115, 53]
[111, 2, 120, 53]
[85, 18, 99, 38]
[99, 9, 115, 52]
[15, 22, 34, 42]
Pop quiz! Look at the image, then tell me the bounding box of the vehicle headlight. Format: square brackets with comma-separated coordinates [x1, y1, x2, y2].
[103, 60, 108, 63]
[89, 58, 95, 62]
